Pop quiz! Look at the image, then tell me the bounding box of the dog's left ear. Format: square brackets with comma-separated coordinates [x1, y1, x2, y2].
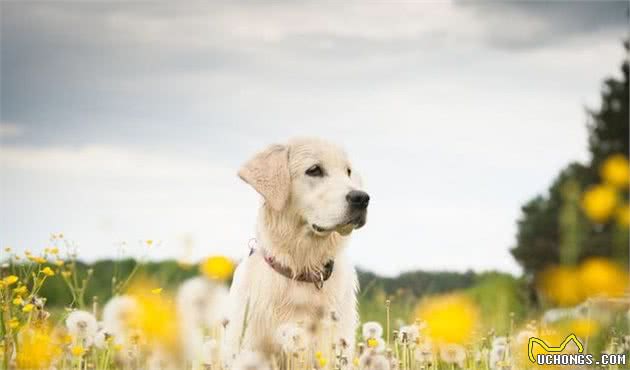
[238, 144, 290, 211]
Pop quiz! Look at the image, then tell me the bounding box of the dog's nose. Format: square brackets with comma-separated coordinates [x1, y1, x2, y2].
[346, 190, 370, 209]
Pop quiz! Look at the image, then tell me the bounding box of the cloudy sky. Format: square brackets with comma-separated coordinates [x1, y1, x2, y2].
[1, 1, 627, 276]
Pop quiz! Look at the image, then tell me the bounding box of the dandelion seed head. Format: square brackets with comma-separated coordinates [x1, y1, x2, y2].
[362, 321, 384, 339]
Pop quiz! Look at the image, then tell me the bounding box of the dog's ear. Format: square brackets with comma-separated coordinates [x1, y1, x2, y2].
[238, 144, 290, 211]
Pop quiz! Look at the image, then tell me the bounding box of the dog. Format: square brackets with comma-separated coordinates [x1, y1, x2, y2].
[223, 137, 369, 365]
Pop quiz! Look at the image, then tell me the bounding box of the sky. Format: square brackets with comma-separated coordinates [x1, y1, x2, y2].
[1, 1, 628, 276]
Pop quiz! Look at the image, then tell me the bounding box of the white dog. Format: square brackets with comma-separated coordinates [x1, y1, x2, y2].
[223, 138, 370, 365]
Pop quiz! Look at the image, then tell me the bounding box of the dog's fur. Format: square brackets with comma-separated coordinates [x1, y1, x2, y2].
[223, 138, 367, 363]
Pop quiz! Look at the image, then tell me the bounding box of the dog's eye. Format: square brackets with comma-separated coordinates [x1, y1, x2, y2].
[305, 165, 323, 177]
[347, 168, 352, 177]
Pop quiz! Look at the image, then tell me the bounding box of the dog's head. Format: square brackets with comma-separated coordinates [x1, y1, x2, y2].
[238, 138, 369, 237]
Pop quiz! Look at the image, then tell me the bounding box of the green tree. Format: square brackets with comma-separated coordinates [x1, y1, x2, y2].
[510, 42, 629, 277]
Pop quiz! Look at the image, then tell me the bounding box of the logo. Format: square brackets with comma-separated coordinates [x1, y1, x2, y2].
[528, 334, 584, 363]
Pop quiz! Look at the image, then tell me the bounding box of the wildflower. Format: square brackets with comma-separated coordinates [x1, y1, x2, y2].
[128, 282, 179, 349]
[601, 154, 630, 188]
[49, 247, 59, 255]
[33, 257, 47, 264]
[399, 324, 421, 343]
[231, 351, 271, 370]
[9, 318, 19, 329]
[151, 288, 162, 295]
[13, 297, 24, 305]
[275, 322, 309, 352]
[440, 343, 466, 367]
[14, 285, 27, 295]
[582, 184, 617, 223]
[362, 321, 384, 339]
[366, 337, 385, 352]
[71, 345, 85, 357]
[3, 275, 18, 285]
[15, 326, 59, 369]
[579, 257, 628, 298]
[103, 295, 138, 338]
[66, 310, 98, 344]
[538, 265, 583, 306]
[200, 256, 235, 281]
[569, 318, 599, 338]
[415, 293, 479, 344]
[617, 204, 630, 227]
[359, 352, 390, 370]
[22, 303, 34, 313]
[41, 267, 55, 276]
[62, 270, 72, 278]
[414, 340, 433, 363]
[54, 259, 64, 267]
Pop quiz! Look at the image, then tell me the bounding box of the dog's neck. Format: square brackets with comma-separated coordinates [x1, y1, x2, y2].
[256, 204, 347, 274]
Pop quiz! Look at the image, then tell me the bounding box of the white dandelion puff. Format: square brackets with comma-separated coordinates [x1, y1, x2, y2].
[414, 340, 433, 363]
[232, 351, 271, 370]
[359, 352, 390, 370]
[65, 310, 98, 345]
[399, 324, 420, 343]
[440, 343, 466, 367]
[275, 322, 309, 353]
[102, 295, 138, 338]
[362, 321, 383, 339]
[201, 337, 219, 366]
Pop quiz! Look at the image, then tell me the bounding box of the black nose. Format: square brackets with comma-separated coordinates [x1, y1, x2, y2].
[346, 190, 370, 209]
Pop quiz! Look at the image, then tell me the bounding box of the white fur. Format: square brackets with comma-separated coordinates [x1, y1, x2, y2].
[223, 138, 366, 363]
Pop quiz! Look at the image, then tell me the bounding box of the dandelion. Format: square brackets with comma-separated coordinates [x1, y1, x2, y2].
[399, 324, 420, 343]
[103, 295, 138, 338]
[9, 317, 19, 329]
[538, 265, 583, 306]
[33, 256, 47, 264]
[3, 275, 18, 285]
[71, 345, 85, 357]
[49, 247, 59, 255]
[414, 340, 433, 363]
[200, 255, 235, 281]
[617, 204, 630, 227]
[54, 259, 64, 267]
[41, 266, 55, 276]
[231, 351, 271, 370]
[201, 337, 219, 365]
[359, 351, 390, 370]
[440, 343, 466, 367]
[14, 285, 27, 295]
[601, 154, 630, 188]
[66, 310, 98, 344]
[15, 326, 59, 369]
[579, 257, 628, 298]
[22, 303, 34, 313]
[415, 293, 479, 344]
[13, 296, 24, 305]
[582, 184, 618, 223]
[275, 322, 309, 352]
[94, 328, 111, 349]
[362, 321, 384, 339]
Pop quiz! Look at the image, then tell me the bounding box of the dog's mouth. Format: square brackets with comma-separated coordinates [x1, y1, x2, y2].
[311, 213, 367, 236]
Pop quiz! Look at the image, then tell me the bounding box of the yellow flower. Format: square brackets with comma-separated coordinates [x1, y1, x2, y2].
[601, 154, 630, 188]
[582, 184, 617, 223]
[568, 318, 599, 338]
[317, 357, 328, 367]
[128, 280, 179, 349]
[579, 257, 628, 298]
[13, 297, 23, 306]
[415, 293, 479, 344]
[9, 318, 19, 329]
[41, 267, 55, 277]
[616, 204, 630, 227]
[33, 257, 47, 264]
[15, 326, 58, 369]
[49, 247, 59, 255]
[538, 265, 583, 306]
[3, 275, 19, 286]
[146, 239, 153, 246]
[54, 259, 64, 267]
[353, 357, 360, 366]
[22, 304, 34, 313]
[151, 288, 163, 295]
[71, 345, 85, 357]
[61, 271, 72, 278]
[14, 286, 27, 295]
[367, 338, 378, 348]
[315, 351, 323, 359]
[200, 256, 235, 281]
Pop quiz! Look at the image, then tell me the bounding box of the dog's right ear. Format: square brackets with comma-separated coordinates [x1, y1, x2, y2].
[238, 144, 290, 211]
